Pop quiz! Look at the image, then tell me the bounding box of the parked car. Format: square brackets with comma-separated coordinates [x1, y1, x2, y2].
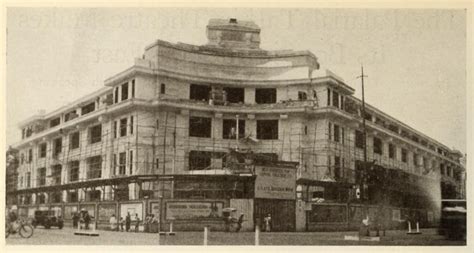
[32, 210, 64, 229]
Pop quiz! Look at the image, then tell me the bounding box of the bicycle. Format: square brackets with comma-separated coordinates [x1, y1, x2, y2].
[5, 219, 34, 238]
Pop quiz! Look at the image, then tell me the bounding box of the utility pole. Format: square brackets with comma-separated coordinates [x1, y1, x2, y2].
[357, 65, 368, 202]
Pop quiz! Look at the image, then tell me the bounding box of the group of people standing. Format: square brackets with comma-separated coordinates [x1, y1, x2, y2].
[143, 214, 160, 233]
[72, 210, 92, 230]
[109, 212, 141, 232]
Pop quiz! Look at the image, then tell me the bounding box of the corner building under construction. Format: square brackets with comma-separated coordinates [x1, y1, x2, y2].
[12, 18, 466, 232]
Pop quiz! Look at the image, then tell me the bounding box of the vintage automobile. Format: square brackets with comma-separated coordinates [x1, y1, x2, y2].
[439, 199, 466, 241]
[32, 210, 64, 229]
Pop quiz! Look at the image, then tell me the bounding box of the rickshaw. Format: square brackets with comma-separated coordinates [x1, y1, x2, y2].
[222, 208, 245, 232]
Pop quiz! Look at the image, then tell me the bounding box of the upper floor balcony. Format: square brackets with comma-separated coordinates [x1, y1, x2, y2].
[154, 97, 317, 114]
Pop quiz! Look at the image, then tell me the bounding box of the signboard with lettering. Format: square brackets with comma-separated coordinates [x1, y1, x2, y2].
[98, 204, 116, 221]
[254, 165, 296, 199]
[120, 203, 143, 221]
[150, 202, 161, 219]
[165, 201, 223, 220]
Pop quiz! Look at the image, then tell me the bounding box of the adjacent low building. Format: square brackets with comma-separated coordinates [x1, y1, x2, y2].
[11, 18, 465, 231]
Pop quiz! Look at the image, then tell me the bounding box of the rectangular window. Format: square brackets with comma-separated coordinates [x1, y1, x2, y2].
[119, 152, 126, 175]
[113, 121, 118, 138]
[87, 156, 102, 179]
[364, 112, 372, 121]
[190, 84, 211, 101]
[189, 150, 211, 170]
[51, 164, 62, 185]
[373, 137, 382, 155]
[121, 82, 129, 101]
[120, 118, 127, 137]
[50, 117, 60, 128]
[70, 132, 80, 149]
[130, 116, 134, 135]
[53, 137, 62, 156]
[255, 88, 277, 104]
[26, 172, 31, 188]
[129, 150, 133, 175]
[389, 143, 396, 159]
[104, 92, 113, 106]
[355, 130, 364, 149]
[257, 120, 279, 140]
[222, 119, 245, 139]
[224, 87, 245, 103]
[27, 126, 33, 137]
[334, 156, 341, 179]
[28, 148, 33, 163]
[328, 122, 332, 141]
[189, 116, 212, 138]
[87, 190, 101, 202]
[413, 153, 418, 166]
[81, 102, 95, 115]
[38, 167, 46, 186]
[89, 124, 102, 144]
[298, 91, 307, 100]
[64, 110, 78, 122]
[333, 124, 340, 143]
[332, 90, 339, 108]
[327, 88, 331, 106]
[113, 154, 117, 175]
[114, 87, 119, 103]
[401, 149, 407, 163]
[69, 161, 80, 182]
[132, 79, 135, 98]
[440, 163, 445, 175]
[37, 194, 46, 204]
[68, 192, 78, 202]
[160, 83, 166, 94]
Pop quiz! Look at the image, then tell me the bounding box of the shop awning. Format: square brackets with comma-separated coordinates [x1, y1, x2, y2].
[12, 174, 257, 195]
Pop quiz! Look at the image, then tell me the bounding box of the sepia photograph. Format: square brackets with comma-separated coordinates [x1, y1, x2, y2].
[3, 3, 470, 250]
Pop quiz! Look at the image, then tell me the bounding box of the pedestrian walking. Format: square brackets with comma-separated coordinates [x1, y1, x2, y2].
[84, 211, 91, 230]
[360, 215, 370, 237]
[263, 214, 272, 232]
[119, 217, 124, 232]
[109, 214, 118, 231]
[134, 213, 140, 232]
[72, 212, 79, 229]
[125, 212, 131, 232]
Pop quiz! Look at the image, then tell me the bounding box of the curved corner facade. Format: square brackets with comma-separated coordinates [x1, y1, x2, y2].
[10, 18, 466, 232]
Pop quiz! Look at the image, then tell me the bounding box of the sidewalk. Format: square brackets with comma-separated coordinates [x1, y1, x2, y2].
[6, 227, 464, 246]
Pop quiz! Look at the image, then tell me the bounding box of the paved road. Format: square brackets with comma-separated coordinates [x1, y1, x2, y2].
[5, 227, 466, 246]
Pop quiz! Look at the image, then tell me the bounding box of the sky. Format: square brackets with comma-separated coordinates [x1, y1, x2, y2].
[6, 8, 467, 153]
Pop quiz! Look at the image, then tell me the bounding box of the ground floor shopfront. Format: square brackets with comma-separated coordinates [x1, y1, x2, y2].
[12, 163, 440, 232]
[15, 199, 438, 233]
